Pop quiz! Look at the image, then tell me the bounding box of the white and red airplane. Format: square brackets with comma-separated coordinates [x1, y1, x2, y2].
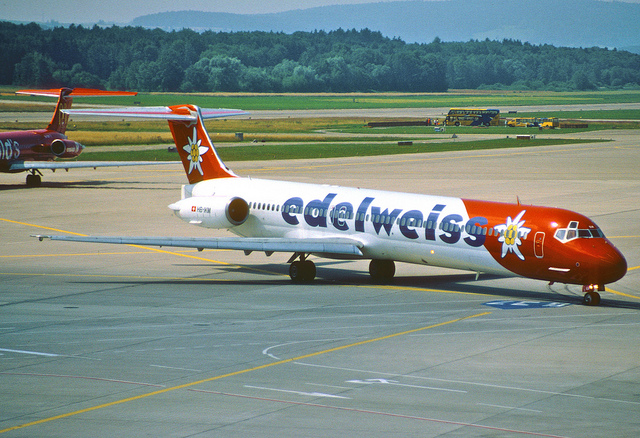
[1, 88, 176, 186]
[35, 104, 627, 306]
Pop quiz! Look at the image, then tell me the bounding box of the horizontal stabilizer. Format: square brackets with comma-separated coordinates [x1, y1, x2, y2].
[63, 106, 247, 120]
[16, 88, 137, 97]
[10, 161, 179, 171]
[33, 235, 364, 257]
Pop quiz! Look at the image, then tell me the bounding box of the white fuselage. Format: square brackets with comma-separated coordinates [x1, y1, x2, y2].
[174, 177, 513, 277]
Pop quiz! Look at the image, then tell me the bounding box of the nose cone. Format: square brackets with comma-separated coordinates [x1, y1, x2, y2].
[581, 239, 627, 285]
[600, 240, 627, 284]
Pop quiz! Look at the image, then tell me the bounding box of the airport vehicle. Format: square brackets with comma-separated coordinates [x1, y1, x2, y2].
[540, 117, 559, 129]
[445, 108, 500, 126]
[35, 104, 627, 306]
[1, 88, 174, 186]
[507, 117, 540, 128]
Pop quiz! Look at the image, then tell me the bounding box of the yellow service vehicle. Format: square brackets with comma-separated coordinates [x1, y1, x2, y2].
[507, 117, 540, 127]
[540, 117, 559, 128]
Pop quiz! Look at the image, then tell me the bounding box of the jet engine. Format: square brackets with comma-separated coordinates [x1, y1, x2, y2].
[50, 139, 84, 158]
[169, 196, 250, 229]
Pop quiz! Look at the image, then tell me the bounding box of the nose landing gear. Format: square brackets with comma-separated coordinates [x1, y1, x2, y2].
[582, 284, 603, 306]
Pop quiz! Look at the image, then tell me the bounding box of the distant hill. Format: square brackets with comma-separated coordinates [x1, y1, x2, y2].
[130, 0, 640, 52]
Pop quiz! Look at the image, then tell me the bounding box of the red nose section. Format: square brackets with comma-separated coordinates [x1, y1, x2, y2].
[579, 239, 627, 286]
[598, 240, 627, 284]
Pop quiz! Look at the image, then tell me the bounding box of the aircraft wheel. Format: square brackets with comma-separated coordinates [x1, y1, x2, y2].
[289, 260, 316, 283]
[369, 259, 395, 282]
[26, 174, 41, 187]
[583, 291, 601, 306]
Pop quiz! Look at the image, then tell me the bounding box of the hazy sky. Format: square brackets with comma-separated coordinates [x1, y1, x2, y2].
[2, 0, 638, 24]
[1, 0, 401, 24]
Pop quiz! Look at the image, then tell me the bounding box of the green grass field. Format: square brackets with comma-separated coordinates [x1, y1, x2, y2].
[0, 88, 635, 162]
[3, 88, 640, 110]
[76, 137, 609, 162]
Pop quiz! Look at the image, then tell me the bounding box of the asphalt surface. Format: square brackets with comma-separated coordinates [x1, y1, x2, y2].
[0, 128, 639, 437]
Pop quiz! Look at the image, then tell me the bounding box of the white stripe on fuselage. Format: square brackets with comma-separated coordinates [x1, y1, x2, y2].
[181, 177, 512, 276]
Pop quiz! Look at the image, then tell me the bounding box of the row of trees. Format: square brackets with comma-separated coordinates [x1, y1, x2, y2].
[2, 22, 640, 92]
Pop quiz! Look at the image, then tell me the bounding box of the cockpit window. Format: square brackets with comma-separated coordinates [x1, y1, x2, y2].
[554, 221, 605, 243]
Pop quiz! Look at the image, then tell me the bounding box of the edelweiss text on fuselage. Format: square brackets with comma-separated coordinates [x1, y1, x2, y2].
[281, 193, 488, 248]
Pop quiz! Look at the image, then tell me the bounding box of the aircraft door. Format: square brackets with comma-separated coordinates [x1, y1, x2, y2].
[534, 232, 545, 258]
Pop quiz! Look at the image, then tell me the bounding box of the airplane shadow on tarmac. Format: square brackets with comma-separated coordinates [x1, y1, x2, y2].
[65, 260, 640, 311]
[0, 180, 176, 191]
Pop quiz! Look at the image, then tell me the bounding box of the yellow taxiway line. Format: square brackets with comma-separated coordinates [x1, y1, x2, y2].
[0, 311, 490, 434]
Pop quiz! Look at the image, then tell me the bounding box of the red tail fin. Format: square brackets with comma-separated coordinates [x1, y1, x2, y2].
[46, 88, 73, 134]
[167, 105, 236, 184]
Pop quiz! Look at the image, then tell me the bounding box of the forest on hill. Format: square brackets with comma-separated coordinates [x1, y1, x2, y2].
[2, 22, 640, 93]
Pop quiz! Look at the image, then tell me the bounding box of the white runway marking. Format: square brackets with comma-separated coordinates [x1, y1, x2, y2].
[149, 364, 202, 372]
[244, 385, 350, 399]
[0, 348, 58, 357]
[477, 403, 543, 413]
[347, 378, 467, 393]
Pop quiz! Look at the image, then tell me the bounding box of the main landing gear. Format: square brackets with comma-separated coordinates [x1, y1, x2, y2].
[582, 284, 603, 306]
[288, 254, 316, 283]
[368, 259, 396, 282]
[26, 170, 42, 187]
[288, 256, 397, 284]
[289, 260, 316, 283]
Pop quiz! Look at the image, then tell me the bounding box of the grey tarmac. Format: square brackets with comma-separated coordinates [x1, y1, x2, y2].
[0, 125, 638, 437]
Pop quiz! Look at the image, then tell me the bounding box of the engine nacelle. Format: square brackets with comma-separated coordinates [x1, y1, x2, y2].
[168, 196, 250, 229]
[50, 139, 85, 158]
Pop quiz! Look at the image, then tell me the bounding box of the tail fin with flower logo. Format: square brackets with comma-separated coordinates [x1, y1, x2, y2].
[166, 105, 240, 183]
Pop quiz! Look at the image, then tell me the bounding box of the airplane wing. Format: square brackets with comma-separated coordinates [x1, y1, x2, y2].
[9, 161, 179, 171]
[63, 106, 248, 120]
[33, 235, 364, 257]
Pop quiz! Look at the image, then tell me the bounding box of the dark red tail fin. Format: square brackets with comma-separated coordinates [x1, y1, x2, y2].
[47, 88, 73, 134]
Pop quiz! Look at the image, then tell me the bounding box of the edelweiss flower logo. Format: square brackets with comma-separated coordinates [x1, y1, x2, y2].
[183, 126, 208, 175]
[494, 210, 531, 260]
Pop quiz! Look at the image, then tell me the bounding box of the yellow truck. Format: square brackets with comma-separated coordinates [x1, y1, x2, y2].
[540, 117, 559, 129]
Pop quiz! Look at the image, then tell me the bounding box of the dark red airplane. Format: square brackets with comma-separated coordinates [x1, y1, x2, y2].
[1, 88, 169, 187]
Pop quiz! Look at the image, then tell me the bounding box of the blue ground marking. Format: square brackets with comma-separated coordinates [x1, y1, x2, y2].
[484, 300, 571, 309]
